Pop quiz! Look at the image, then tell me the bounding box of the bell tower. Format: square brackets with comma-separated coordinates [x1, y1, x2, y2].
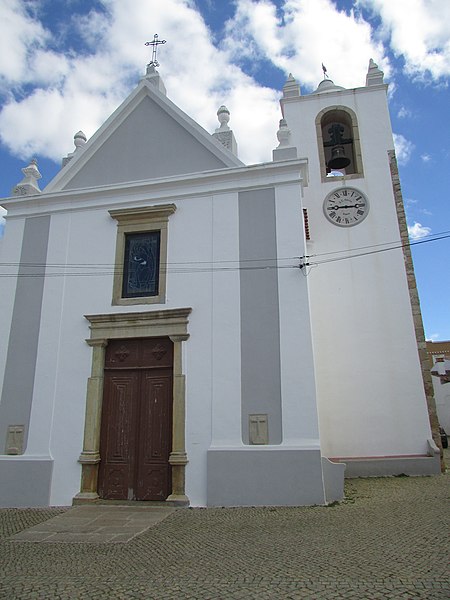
[278, 62, 441, 474]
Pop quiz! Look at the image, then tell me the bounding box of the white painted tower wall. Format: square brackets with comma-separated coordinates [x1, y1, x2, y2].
[281, 80, 434, 463]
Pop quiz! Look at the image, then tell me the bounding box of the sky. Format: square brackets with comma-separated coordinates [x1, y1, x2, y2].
[0, 0, 449, 340]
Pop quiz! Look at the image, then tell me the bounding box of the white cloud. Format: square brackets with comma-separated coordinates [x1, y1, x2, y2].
[0, 0, 50, 87]
[72, 7, 112, 50]
[393, 133, 414, 165]
[0, 206, 6, 237]
[0, 86, 121, 160]
[397, 106, 412, 119]
[421, 153, 431, 163]
[0, 0, 447, 170]
[28, 49, 71, 86]
[357, 0, 450, 80]
[223, 0, 390, 90]
[0, 0, 283, 165]
[408, 222, 431, 240]
[427, 333, 440, 342]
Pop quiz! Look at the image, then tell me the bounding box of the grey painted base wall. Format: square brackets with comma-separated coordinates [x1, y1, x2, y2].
[207, 447, 340, 507]
[338, 455, 441, 478]
[0, 457, 53, 507]
[322, 458, 346, 502]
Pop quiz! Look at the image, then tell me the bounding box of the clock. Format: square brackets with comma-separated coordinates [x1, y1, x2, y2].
[323, 187, 369, 227]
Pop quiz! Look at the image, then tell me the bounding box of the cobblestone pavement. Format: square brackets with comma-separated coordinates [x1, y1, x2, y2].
[1, 459, 449, 599]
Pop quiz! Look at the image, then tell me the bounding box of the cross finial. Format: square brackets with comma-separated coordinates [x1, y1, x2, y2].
[145, 33, 166, 68]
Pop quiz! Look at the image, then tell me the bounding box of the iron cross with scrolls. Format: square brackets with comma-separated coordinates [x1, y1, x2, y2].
[145, 34, 166, 68]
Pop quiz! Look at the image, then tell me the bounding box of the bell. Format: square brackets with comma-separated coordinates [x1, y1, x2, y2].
[327, 145, 351, 170]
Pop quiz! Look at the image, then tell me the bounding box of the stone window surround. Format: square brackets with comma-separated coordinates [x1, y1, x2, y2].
[316, 106, 364, 183]
[109, 204, 177, 306]
[75, 308, 192, 505]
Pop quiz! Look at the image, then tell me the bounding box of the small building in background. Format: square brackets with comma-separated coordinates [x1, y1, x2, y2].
[427, 341, 450, 432]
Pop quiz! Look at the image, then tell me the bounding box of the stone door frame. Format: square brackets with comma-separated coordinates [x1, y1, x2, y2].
[75, 308, 191, 505]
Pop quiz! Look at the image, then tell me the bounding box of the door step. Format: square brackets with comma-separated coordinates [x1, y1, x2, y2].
[72, 497, 189, 507]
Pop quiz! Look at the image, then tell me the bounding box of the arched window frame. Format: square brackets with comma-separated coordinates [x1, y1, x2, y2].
[316, 106, 364, 182]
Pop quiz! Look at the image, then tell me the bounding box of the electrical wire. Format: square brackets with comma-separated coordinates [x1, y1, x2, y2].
[300, 232, 450, 269]
[0, 264, 298, 278]
[0, 230, 448, 278]
[303, 229, 450, 259]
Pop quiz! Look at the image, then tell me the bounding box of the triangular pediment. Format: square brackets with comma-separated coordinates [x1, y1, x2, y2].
[45, 78, 242, 193]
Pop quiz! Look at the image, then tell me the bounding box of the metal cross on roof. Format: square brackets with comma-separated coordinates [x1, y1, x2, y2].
[145, 33, 166, 68]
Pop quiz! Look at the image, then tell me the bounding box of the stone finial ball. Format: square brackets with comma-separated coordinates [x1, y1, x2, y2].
[217, 105, 230, 127]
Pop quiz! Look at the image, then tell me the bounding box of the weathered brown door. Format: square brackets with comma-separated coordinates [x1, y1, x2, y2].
[98, 337, 173, 501]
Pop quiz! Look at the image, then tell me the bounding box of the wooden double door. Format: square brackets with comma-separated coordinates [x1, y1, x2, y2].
[98, 337, 173, 501]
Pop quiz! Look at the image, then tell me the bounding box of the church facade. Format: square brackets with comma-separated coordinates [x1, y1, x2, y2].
[0, 61, 440, 508]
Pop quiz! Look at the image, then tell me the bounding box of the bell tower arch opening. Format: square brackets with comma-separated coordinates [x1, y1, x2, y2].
[316, 107, 364, 180]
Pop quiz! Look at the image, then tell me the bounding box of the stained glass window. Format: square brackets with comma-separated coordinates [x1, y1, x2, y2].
[122, 231, 161, 298]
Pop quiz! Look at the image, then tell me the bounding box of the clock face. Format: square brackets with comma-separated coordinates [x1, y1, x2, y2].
[323, 187, 369, 227]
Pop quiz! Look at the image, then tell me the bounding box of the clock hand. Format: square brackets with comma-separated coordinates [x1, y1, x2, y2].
[330, 204, 363, 210]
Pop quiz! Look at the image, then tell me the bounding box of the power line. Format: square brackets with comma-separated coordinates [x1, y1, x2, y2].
[0, 256, 292, 269]
[1, 228, 448, 270]
[301, 233, 450, 269]
[302, 229, 450, 260]
[0, 230, 448, 278]
[0, 264, 298, 278]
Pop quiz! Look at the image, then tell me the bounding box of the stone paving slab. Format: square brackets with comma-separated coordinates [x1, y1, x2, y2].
[11, 504, 176, 543]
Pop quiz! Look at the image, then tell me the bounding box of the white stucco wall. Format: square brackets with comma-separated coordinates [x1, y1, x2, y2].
[274, 182, 320, 446]
[282, 84, 432, 458]
[0, 78, 436, 507]
[1, 160, 321, 507]
[209, 191, 242, 448]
